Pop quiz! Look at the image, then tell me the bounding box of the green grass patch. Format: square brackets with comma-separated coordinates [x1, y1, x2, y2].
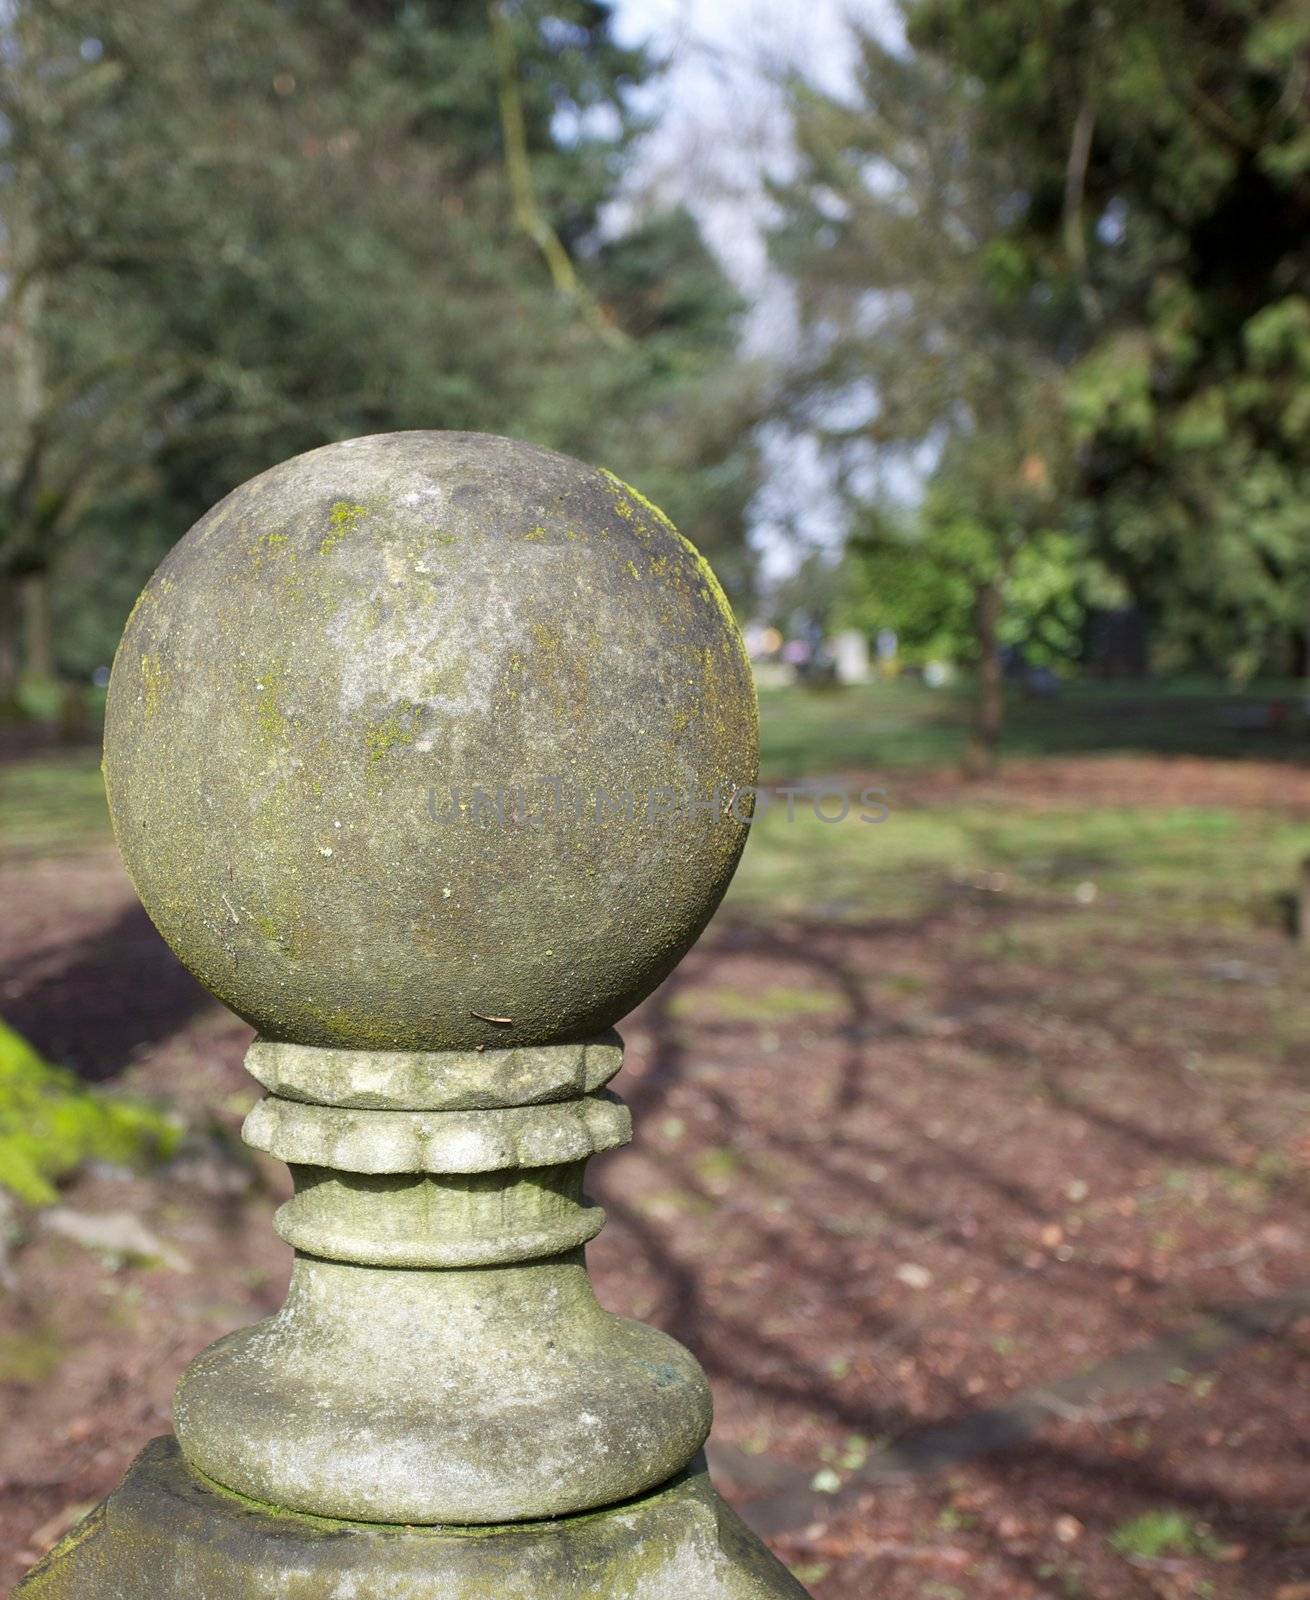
[0, 747, 111, 858]
[755, 678, 1310, 778]
[669, 984, 846, 1022]
[727, 790, 1309, 929]
[1107, 1509, 1220, 1561]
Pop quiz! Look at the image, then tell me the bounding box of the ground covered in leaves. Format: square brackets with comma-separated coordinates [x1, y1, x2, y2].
[1, 726, 1308, 1599]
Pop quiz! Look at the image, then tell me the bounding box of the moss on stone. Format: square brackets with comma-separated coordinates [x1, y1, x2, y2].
[320, 501, 368, 555]
[599, 468, 677, 535]
[104, 432, 759, 1052]
[0, 1018, 179, 1206]
[248, 530, 292, 574]
[365, 709, 419, 762]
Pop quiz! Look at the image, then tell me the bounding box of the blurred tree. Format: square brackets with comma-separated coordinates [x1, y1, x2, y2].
[765, 548, 843, 640]
[769, 25, 1072, 769]
[1, 0, 758, 691]
[835, 502, 1109, 675]
[910, 0, 1310, 682]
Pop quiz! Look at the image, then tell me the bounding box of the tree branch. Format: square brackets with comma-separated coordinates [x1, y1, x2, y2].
[487, 0, 628, 349]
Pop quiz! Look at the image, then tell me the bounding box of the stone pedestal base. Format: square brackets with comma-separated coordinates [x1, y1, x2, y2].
[15, 1438, 810, 1599]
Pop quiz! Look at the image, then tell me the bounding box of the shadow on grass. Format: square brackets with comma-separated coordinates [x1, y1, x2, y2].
[756, 680, 1310, 781]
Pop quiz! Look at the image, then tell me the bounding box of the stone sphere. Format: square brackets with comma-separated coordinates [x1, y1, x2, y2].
[104, 433, 757, 1050]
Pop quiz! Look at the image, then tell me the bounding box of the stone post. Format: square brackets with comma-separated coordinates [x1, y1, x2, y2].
[18, 432, 810, 1598]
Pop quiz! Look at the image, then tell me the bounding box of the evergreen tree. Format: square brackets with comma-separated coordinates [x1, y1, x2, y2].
[769, 26, 1071, 768]
[1, 0, 758, 688]
[910, 0, 1310, 679]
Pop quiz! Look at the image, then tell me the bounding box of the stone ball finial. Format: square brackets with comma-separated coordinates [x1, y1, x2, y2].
[104, 432, 757, 1052]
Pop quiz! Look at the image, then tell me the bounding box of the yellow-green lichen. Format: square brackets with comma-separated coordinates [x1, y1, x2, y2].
[598, 468, 739, 638]
[600, 468, 676, 533]
[123, 585, 155, 635]
[140, 654, 166, 719]
[248, 530, 291, 574]
[320, 501, 368, 555]
[675, 529, 739, 637]
[522, 526, 547, 542]
[365, 710, 418, 762]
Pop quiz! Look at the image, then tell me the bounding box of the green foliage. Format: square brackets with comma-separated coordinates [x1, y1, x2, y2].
[12, 674, 63, 723]
[0, 0, 758, 679]
[835, 534, 973, 663]
[768, 20, 1076, 756]
[0, 1018, 179, 1205]
[908, 0, 1310, 679]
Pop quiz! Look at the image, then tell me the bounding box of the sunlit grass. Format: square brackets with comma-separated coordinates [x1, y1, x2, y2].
[0, 748, 110, 860]
[727, 790, 1308, 929]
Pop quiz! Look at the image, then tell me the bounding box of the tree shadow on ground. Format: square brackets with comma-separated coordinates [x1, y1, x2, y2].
[593, 890, 1309, 1597]
[4, 903, 208, 1082]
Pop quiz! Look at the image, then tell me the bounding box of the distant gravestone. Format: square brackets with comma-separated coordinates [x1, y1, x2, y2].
[831, 628, 870, 684]
[17, 433, 808, 1597]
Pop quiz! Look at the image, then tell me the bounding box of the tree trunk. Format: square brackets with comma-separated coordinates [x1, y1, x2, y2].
[965, 576, 1003, 777]
[0, 583, 18, 701]
[19, 568, 55, 681]
[1303, 611, 1310, 714]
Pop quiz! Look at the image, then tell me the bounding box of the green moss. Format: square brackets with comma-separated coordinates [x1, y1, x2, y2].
[365, 710, 418, 762]
[522, 526, 547, 541]
[122, 586, 153, 634]
[598, 469, 740, 637]
[626, 561, 641, 580]
[0, 1018, 179, 1206]
[600, 468, 677, 534]
[320, 501, 368, 554]
[252, 666, 286, 738]
[1108, 1510, 1219, 1561]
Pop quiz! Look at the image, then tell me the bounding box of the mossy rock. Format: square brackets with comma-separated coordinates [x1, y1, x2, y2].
[0, 1018, 178, 1205]
[104, 433, 759, 1053]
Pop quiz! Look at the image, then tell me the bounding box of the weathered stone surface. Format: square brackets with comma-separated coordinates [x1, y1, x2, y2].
[271, 1161, 606, 1267]
[103, 432, 758, 1054]
[242, 1087, 631, 1173]
[17, 1439, 811, 1600]
[245, 1032, 623, 1109]
[173, 1247, 714, 1524]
